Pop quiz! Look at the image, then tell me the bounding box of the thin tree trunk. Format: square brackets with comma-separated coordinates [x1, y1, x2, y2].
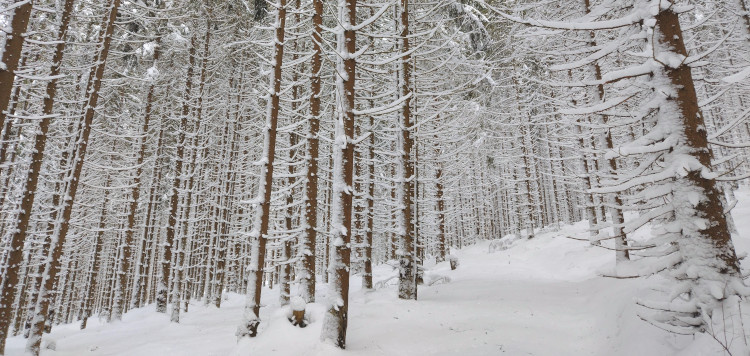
[280, 129, 297, 306]
[583, 0, 628, 262]
[133, 127, 165, 308]
[397, 0, 417, 300]
[114, 29, 164, 321]
[435, 148, 446, 262]
[362, 114, 375, 289]
[174, 24, 209, 321]
[158, 35, 197, 315]
[80, 176, 111, 329]
[353, 125, 364, 274]
[299, 0, 323, 303]
[237, 0, 287, 337]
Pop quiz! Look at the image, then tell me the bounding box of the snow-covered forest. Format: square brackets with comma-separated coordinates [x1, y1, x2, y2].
[0, 0, 749, 354]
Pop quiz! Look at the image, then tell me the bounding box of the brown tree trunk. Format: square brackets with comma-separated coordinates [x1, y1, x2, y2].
[280, 130, 297, 306]
[280, 16, 301, 305]
[0, 0, 33, 143]
[354, 125, 364, 274]
[158, 35, 197, 315]
[114, 30, 163, 321]
[21, 128, 72, 339]
[435, 150, 447, 262]
[176, 24, 210, 319]
[583, 0, 628, 261]
[238, 0, 287, 337]
[656, 9, 739, 270]
[362, 114, 375, 289]
[397, 0, 417, 300]
[0, 53, 28, 181]
[80, 176, 111, 329]
[133, 127, 165, 308]
[25, 0, 120, 353]
[0, 1, 36, 352]
[322, 0, 356, 346]
[299, 0, 322, 303]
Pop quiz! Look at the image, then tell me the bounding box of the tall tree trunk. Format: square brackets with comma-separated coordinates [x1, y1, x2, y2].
[278, 0, 303, 308]
[320, 0, 356, 346]
[114, 27, 164, 321]
[174, 24, 209, 320]
[583, 0, 628, 262]
[237, 0, 287, 337]
[299, 0, 322, 304]
[0, 1, 36, 352]
[397, 0, 417, 300]
[655, 8, 740, 261]
[158, 35, 197, 315]
[642, 7, 742, 342]
[21, 125, 73, 339]
[362, 114, 375, 289]
[0, 52, 28, 184]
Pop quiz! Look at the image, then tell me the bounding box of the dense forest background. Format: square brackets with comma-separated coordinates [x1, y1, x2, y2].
[1, 0, 749, 354]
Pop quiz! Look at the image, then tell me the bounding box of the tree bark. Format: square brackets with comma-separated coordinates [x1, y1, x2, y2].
[80, 176, 111, 329]
[25, 0, 121, 353]
[158, 35, 197, 315]
[238, 0, 287, 337]
[299, 0, 322, 304]
[114, 24, 164, 321]
[362, 114, 375, 289]
[0, 0, 33, 146]
[655, 9, 739, 272]
[435, 144, 447, 262]
[0, 0, 73, 352]
[321, 0, 356, 346]
[583, 0, 628, 261]
[397, 0, 417, 301]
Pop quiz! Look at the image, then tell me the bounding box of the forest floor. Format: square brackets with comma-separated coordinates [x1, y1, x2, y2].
[8, 190, 750, 355]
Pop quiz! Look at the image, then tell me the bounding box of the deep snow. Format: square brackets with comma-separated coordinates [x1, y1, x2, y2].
[7, 189, 750, 356]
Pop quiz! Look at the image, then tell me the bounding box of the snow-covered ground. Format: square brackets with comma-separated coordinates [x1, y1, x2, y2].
[8, 189, 750, 356]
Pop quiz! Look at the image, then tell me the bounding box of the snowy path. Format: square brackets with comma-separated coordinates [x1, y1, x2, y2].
[11, 190, 750, 356]
[336, 235, 655, 356]
[348, 267, 613, 355]
[5, 235, 653, 356]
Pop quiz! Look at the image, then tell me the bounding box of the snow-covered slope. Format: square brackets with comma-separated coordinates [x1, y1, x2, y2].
[8, 190, 750, 356]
